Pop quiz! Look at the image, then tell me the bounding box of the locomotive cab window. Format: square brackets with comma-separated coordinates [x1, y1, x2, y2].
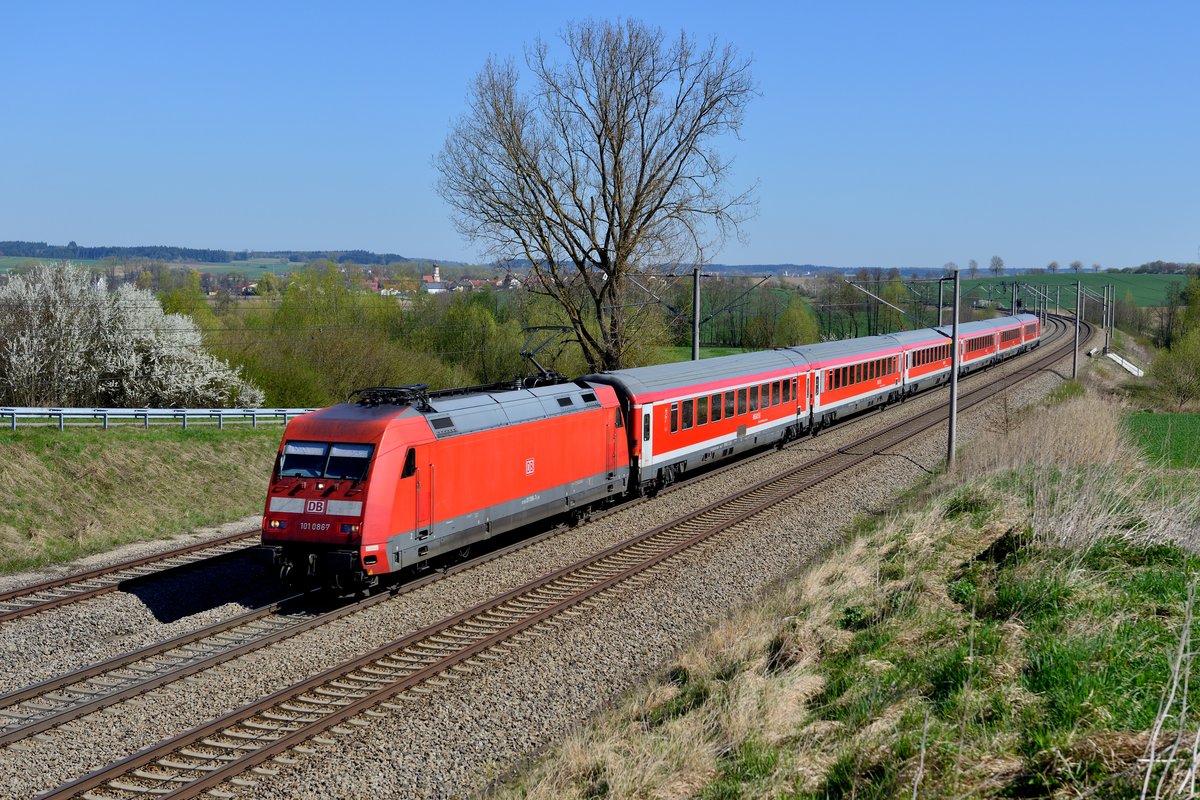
[324, 443, 375, 481]
[280, 441, 375, 481]
[279, 441, 328, 478]
[401, 448, 416, 478]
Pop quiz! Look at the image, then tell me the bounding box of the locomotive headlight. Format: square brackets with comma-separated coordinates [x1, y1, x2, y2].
[316, 482, 326, 490]
[341, 523, 361, 535]
[268, 519, 287, 530]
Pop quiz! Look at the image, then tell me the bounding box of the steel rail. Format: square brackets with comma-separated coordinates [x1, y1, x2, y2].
[39, 316, 1088, 800]
[0, 532, 259, 624]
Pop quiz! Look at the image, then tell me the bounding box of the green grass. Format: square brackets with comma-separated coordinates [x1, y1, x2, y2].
[963, 273, 1185, 307]
[1046, 379, 1085, 405]
[658, 345, 753, 362]
[805, 530, 1200, 796]
[0, 426, 281, 573]
[1125, 412, 1200, 468]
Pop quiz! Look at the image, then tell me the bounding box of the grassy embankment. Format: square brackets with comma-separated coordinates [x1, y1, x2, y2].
[0, 426, 281, 574]
[498, 392, 1200, 798]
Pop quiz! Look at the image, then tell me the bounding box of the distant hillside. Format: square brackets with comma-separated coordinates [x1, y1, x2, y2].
[0, 241, 475, 267]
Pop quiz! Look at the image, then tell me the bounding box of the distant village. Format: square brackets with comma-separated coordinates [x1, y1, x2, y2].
[205, 263, 523, 299]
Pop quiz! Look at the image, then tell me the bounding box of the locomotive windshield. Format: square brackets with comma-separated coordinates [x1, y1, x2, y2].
[279, 441, 375, 481]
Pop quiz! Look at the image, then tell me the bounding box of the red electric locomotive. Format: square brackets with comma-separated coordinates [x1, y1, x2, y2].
[261, 382, 628, 589]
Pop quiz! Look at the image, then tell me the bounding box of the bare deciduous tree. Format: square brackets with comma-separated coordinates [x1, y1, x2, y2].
[1070, 260, 1083, 273]
[1047, 260, 1060, 273]
[989, 255, 1004, 276]
[436, 19, 756, 371]
[968, 259, 979, 278]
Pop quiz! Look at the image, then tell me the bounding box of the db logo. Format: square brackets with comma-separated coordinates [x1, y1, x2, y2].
[305, 500, 327, 514]
[525, 458, 535, 476]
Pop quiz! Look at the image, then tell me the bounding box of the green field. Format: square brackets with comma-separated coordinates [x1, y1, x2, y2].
[659, 345, 751, 362]
[1125, 411, 1200, 468]
[0, 255, 294, 277]
[963, 272, 1185, 307]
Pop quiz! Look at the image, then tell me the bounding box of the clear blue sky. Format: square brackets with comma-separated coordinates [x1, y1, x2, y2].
[3, 1, 1197, 270]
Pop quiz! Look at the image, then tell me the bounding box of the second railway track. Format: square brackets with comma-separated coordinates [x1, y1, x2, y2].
[0, 532, 259, 624]
[36, 316, 1087, 800]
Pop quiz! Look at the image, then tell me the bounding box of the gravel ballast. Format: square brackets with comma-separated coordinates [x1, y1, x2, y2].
[0, 330, 1086, 800]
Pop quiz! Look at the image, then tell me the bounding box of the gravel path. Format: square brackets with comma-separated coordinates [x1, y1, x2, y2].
[0, 329, 1084, 800]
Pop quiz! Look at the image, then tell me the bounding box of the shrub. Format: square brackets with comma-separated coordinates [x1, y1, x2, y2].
[0, 262, 263, 407]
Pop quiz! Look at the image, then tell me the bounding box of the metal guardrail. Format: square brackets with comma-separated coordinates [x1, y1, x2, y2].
[1, 406, 314, 431]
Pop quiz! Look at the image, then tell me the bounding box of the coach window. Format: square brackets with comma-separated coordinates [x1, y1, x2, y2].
[711, 393, 722, 422]
[769, 381, 778, 405]
[725, 391, 735, 418]
[670, 403, 679, 433]
[782, 379, 791, 403]
[737, 388, 747, 415]
[697, 396, 708, 426]
[682, 399, 693, 430]
[748, 386, 758, 412]
[643, 412, 651, 441]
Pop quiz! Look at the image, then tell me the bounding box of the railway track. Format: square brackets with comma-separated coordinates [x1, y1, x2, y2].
[37, 316, 1087, 800]
[0, 318, 1077, 751]
[0, 532, 259, 624]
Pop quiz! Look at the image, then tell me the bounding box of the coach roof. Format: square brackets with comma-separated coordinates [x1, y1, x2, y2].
[584, 349, 807, 400]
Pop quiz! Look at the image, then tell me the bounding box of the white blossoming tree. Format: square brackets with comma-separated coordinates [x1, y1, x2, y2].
[0, 262, 264, 408]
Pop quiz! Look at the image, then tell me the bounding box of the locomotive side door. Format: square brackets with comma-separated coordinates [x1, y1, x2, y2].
[413, 445, 433, 537]
[606, 411, 617, 477]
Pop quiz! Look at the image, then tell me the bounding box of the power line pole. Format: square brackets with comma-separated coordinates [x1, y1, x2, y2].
[947, 270, 961, 471]
[1073, 281, 1082, 380]
[691, 266, 701, 361]
[937, 280, 944, 326]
